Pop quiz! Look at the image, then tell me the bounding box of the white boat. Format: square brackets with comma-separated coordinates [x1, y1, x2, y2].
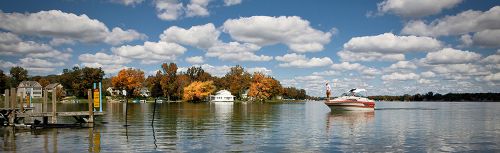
[325, 89, 375, 111]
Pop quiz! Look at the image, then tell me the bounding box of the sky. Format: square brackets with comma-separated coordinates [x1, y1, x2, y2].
[0, 0, 499, 96]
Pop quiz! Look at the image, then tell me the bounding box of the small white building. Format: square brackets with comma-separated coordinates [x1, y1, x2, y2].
[17, 81, 43, 98]
[45, 83, 63, 93]
[210, 90, 235, 102]
[139, 87, 150, 97]
[106, 87, 121, 96]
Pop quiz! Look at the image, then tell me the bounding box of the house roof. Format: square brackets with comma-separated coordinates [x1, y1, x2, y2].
[18, 81, 42, 88]
[45, 83, 61, 89]
[215, 90, 234, 97]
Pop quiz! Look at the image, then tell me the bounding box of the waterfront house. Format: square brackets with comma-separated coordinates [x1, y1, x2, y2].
[210, 90, 235, 102]
[17, 81, 43, 98]
[45, 83, 63, 92]
[139, 87, 150, 97]
[106, 87, 121, 96]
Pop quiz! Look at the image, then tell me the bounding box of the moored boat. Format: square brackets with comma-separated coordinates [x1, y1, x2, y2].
[325, 89, 375, 111]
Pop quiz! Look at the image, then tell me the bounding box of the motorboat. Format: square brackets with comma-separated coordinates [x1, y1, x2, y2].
[324, 88, 375, 111]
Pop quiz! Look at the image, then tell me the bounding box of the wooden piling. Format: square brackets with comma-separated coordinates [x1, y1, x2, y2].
[51, 88, 57, 124]
[43, 89, 48, 112]
[9, 88, 16, 125]
[4, 89, 9, 108]
[87, 89, 94, 123]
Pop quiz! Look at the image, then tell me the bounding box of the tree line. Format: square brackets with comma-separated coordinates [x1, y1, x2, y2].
[0, 63, 309, 102]
[111, 63, 309, 102]
[369, 92, 500, 102]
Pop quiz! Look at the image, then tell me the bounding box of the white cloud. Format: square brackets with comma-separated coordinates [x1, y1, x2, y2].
[418, 78, 433, 84]
[0, 60, 17, 69]
[382, 72, 419, 81]
[421, 71, 436, 78]
[224, 0, 242, 6]
[401, 6, 500, 37]
[186, 0, 210, 17]
[81, 62, 129, 75]
[312, 71, 340, 76]
[330, 62, 366, 71]
[338, 50, 405, 62]
[246, 67, 272, 75]
[79, 52, 131, 65]
[376, 0, 462, 18]
[111, 0, 144, 6]
[222, 16, 332, 53]
[185, 56, 204, 64]
[423, 48, 481, 64]
[459, 34, 473, 47]
[481, 50, 500, 64]
[275, 53, 333, 68]
[388, 61, 417, 70]
[483, 72, 500, 82]
[0, 32, 71, 61]
[206, 42, 271, 62]
[104, 27, 147, 45]
[362, 67, 382, 76]
[431, 63, 489, 76]
[154, 0, 184, 21]
[0, 10, 145, 45]
[343, 33, 442, 53]
[472, 29, 500, 47]
[112, 41, 186, 64]
[160, 23, 220, 49]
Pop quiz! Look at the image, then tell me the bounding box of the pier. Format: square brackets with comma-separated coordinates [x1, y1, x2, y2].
[1, 88, 103, 128]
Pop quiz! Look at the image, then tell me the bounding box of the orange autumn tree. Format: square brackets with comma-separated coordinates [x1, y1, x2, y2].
[183, 81, 216, 102]
[111, 68, 145, 97]
[248, 72, 283, 101]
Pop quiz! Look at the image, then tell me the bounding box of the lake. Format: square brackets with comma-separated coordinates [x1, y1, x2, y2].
[1, 101, 499, 152]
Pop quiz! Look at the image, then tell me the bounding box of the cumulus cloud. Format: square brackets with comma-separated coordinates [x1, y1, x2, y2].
[112, 41, 186, 64]
[401, 6, 500, 37]
[421, 71, 436, 78]
[330, 62, 366, 71]
[222, 16, 332, 52]
[483, 72, 500, 82]
[154, 0, 184, 21]
[0, 60, 17, 69]
[382, 72, 419, 81]
[224, 0, 242, 6]
[0, 32, 72, 61]
[338, 50, 405, 62]
[186, 0, 210, 17]
[376, 0, 462, 18]
[0, 10, 146, 45]
[275, 53, 333, 68]
[343, 33, 442, 53]
[422, 48, 481, 64]
[481, 50, 500, 64]
[472, 29, 500, 47]
[110, 0, 144, 6]
[206, 42, 271, 62]
[160, 23, 220, 49]
[362, 67, 382, 76]
[431, 63, 489, 76]
[185, 56, 204, 64]
[388, 61, 417, 70]
[79, 52, 131, 65]
[246, 67, 272, 75]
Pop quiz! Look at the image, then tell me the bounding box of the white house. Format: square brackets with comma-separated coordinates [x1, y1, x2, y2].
[17, 81, 43, 98]
[139, 87, 150, 97]
[210, 90, 235, 102]
[106, 87, 121, 96]
[45, 83, 63, 92]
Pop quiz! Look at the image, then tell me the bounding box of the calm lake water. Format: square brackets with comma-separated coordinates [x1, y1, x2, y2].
[1, 101, 500, 152]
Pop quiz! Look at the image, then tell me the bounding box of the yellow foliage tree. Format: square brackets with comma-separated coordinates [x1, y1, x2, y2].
[111, 68, 145, 97]
[183, 81, 216, 102]
[248, 72, 283, 101]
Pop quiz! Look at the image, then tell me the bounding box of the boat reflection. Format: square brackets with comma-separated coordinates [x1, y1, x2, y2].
[326, 111, 374, 133]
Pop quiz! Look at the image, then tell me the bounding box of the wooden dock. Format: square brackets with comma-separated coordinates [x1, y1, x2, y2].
[1, 88, 104, 127]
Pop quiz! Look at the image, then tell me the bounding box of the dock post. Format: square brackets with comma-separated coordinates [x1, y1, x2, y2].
[51, 88, 57, 124]
[87, 89, 94, 123]
[9, 88, 16, 125]
[43, 89, 48, 112]
[4, 89, 9, 108]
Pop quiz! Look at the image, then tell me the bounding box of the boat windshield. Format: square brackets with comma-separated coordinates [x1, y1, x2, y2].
[342, 89, 368, 97]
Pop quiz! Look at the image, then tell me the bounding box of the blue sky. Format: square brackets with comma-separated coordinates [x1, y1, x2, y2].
[0, 0, 499, 96]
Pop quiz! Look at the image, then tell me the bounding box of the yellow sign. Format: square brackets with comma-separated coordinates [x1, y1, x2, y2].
[93, 89, 100, 108]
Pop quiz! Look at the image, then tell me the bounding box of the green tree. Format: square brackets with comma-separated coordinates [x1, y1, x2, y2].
[160, 63, 178, 100]
[0, 70, 8, 91]
[221, 65, 251, 99]
[10, 66, 28, 87]
[60, 66, 105, 97]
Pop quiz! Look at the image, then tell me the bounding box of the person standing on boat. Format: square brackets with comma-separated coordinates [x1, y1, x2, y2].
[326, 82, 331, 100]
